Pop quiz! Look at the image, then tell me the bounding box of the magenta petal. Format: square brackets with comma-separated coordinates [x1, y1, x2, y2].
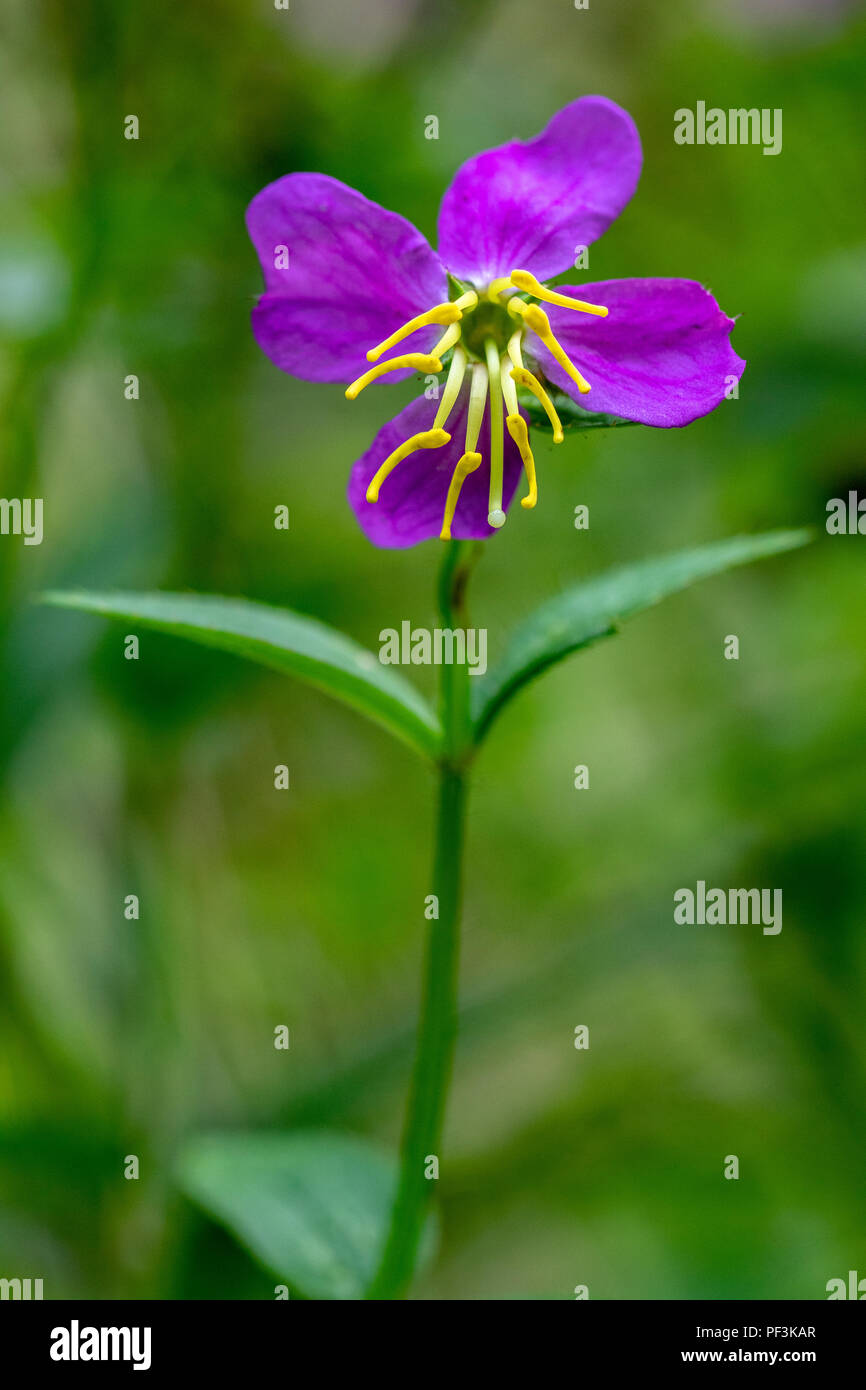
[533, 278, 746, 427]
[437, 97, 642, 287]
[347, 390, 525, 548]
[246, 173, 448, 383]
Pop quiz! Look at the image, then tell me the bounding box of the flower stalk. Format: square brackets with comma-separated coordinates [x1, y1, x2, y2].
[367, 543, 478, 1299]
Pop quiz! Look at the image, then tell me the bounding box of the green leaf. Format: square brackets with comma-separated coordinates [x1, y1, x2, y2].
[40, 590, 441, 760]
[518, 386, 637, 433]
[473, 529, 812, 743]
[176, 1130, 434, 1300]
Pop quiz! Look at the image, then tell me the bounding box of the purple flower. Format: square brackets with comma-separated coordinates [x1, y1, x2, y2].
[246, 96, 745, 548]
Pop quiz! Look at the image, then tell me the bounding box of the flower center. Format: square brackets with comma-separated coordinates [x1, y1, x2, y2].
[457, 297, 514, 360]
[344, 269, 608, 539]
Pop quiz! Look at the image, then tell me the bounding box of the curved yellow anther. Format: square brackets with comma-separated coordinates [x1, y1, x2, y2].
[366, 302, 462, 363]
[516, 303, 591, 395]
[509, 269, 608, 317]
[510, 366, 564, 443]
[366, 428, 450, 503]
[346, 352, 441, 401]
[440, 452, 482, 540]
[505, 414, 538, 510]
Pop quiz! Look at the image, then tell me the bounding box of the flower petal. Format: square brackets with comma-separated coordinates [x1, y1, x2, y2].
[247, 173, 448, 383]
[437, 97, 642, 287]
[347, 389, 525, 548]
[532, 278, 745, 427]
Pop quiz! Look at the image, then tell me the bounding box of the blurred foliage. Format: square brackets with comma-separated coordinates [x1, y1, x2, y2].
[0, 0, 864, 1299]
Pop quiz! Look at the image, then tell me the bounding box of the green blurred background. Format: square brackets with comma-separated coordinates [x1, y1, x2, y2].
[1, 0, 864, 1299]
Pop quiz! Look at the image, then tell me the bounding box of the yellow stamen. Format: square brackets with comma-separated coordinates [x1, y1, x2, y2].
[366, 428, 450, 503]
[433, 345, 468, 431]
[509, 269, 608, 317]
[365, 302, 462, 363]
[465, 361, 488, 453]
[483, 338, 506, 528]
[440, 452, 482, 540]
[430, 321, 461, 359]
[487, 276, 513, 303]
[509, 365, 564, 443]
[509, 301, 591, 394]
[506, 327, 524, 370]
[501, 353, 519, 416]
[454, 290, 479, 312]
[346, 352, 442, 401]
[506, 414, 538, 510]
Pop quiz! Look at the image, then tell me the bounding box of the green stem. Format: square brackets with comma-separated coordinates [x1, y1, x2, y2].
[367, 542, 479, 1299]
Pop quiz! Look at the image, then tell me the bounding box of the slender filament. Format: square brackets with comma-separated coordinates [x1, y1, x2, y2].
[483, 337, 505, 527]
[487, 275, 513, 303]
[501, 353, 519, 417]
[429, 321, 461, 360]
[464, 361, 488, 453]
[433, 345, 468, 431]
[506, 327, 524, 370]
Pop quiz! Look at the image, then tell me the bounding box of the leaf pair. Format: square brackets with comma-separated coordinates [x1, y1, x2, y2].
[41, 528, 810, 1296]
[42, 529, 811, 761]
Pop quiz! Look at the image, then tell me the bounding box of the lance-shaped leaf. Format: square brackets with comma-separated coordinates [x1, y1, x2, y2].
[473, 529, 812, 743]
[41, 590, 441, 760]
[177, 1129, 435, 1301]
